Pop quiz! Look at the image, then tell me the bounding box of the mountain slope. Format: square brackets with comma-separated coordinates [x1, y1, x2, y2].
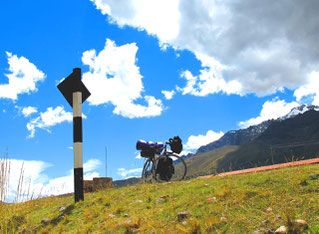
[195, 104, 319, 156]
[178, 145, 239, 178]
[184, 105, 319, 176]
[216, 109, 319, 172]
[195, 120, 272, 155]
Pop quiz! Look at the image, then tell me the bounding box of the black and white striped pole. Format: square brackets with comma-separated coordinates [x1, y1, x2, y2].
[57, 68, 91, 203]
[73, 90, 84, 202]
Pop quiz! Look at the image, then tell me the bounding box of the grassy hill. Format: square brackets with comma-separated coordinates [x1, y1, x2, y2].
[1, 164, 318, 233]
[179, 145, 239, 178]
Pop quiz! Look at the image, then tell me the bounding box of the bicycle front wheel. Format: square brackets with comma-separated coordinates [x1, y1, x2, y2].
[141, 158, 155, 183]
[168, 154, 187, 181]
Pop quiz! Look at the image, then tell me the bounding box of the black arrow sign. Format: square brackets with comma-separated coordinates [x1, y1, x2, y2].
[57, 68, 91, 107]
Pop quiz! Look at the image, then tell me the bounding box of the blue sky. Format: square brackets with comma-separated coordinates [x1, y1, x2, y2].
[1, 0, 319, 199]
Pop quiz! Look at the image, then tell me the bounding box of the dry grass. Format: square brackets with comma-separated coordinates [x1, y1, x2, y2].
[0, 150, 44, 232]
[0, 162, 317, 233]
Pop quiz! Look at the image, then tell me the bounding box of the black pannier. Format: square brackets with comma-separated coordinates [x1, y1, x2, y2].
[169, 136, 182, 154]
[141, 148, 155, 158]
[156, 157, 175, 181]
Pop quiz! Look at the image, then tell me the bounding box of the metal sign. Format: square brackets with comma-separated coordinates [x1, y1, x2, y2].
[57, 68, 91, 108]
[57, 68, 91, 203]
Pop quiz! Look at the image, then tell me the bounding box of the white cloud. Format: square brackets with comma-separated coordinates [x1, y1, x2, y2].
[84, 159, 102, 173]
[135, 151, 142, 159]
[1, 158, 51, 202]
[113, 96, 163, 118]
[1, 158, 101, 202]
[0, 52, 46, 100]
[40, 171, 74, 197]
[294, 72, 319, 105]
[41, 169, 100, 197]
[82, 39, 164, 118]
[117, 167, 142, 178]
[161, 90, 176, 100]
[184, 130, 224, 151]
[21, 106, 38, 117]
[90, 0, 180, 45]
[26, 106, 73, 138]
[178, 54, 242, 96]
[239, 99, 299, 129]
[180, 66, 242, 97]
[91, 0, 319, 97]
[41, 159, 101, 197]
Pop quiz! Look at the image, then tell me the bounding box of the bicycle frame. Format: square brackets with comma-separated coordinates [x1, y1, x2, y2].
[141, 141, 187, 182]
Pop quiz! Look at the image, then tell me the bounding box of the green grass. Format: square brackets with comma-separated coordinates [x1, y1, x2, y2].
[1, 164, 318, 233]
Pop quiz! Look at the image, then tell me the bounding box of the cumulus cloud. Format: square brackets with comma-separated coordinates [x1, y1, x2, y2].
[180, 67, 242, 97]
[40, 170, 99, 197]
[21, 106, 38, 117]
[26, 106, 73, 138]
[1, 159, 51, 202]
[184, 130, 224, 151]
[84, 159, 102, 173]
[90, 0, 180, 44]
[0, 52, 46, 100]
[135, 151, 142, 159]
[82, 39, 163, 118]
[91, 0, 319, 97]
[294, 72, 319, 105]
[161, 90, 176, 100]
[239, 99, 299, 129]
[1, 158, 101, 202]
[117, 167, 142, 178]
[41, 159, 101, 197]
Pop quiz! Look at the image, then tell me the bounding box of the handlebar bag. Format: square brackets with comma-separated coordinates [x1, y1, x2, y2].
[169, 136, 183, 154]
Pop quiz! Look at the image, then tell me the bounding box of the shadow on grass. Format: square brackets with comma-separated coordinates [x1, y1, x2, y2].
[50, 204, 75, 225]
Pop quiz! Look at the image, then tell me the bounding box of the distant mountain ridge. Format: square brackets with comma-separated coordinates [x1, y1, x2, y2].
[195, 104, 319, 155]
[195, 120, 272, 155]
[216, 108, 319, 172]
[113, 177, 141, 187]
[179, 104, 319, 177]
[279, 104, 319, 120]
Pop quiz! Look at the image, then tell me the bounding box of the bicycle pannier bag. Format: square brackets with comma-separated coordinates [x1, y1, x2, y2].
[169, 136, 182, 154]
[141, 148, 155, 158]
[156, 157, 175, 181]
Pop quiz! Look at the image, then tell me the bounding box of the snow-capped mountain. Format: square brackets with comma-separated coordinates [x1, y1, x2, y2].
[194, 104, 319, 155]
[280, 104, 319, 120]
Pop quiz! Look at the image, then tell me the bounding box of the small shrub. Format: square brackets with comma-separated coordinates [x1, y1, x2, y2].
[7, 214, 26, 230]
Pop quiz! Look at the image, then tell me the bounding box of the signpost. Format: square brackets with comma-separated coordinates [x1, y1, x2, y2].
[57, 68, 91, 202]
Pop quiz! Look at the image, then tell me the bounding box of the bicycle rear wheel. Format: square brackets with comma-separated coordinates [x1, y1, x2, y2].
[168, 154, 187, 181]
[141, 158, 155, 183]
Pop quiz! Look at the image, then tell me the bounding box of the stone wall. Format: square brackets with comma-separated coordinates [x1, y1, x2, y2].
[84, 177, 113, 192]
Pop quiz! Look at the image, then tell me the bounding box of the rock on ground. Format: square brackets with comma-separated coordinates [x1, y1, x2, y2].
[275, 226, 287, 233]
[295, 219, 308, 229]
[41, 218, 51, 224]
[177, 211, 191, 221]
